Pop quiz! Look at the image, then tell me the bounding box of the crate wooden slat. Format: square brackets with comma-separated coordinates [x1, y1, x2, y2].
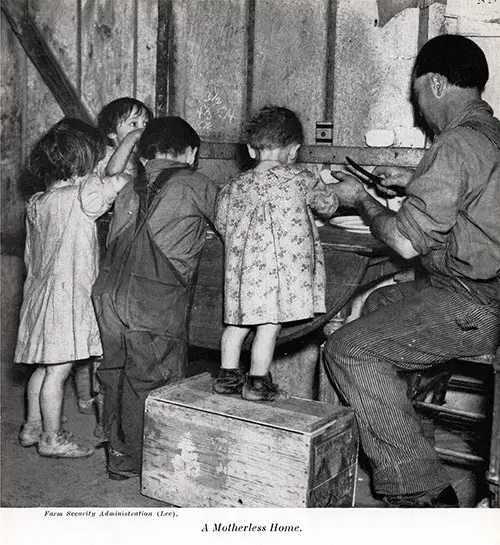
[142, 373, 358, 508]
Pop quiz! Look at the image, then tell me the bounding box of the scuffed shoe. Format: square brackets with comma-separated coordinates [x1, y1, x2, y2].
[19, 421, 42, 447]
[37, 430, 94, 458]
[107, 448, 140, 480]
[213, 368, 246, 395]
[382, 485, 459, 508]
[242, 373, 290, 402]
[78, 398, 95, 415]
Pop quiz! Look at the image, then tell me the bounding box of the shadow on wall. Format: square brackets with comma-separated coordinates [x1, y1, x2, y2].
[1, 254, 28, 385]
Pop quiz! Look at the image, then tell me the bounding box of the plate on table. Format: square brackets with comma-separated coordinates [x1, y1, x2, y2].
[329, 215, 371, 233]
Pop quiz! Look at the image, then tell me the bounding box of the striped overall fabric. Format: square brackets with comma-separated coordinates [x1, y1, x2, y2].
[324, 278, 500, 497]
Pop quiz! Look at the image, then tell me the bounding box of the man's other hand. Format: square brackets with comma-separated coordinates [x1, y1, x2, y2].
[371, 166, 414, 196]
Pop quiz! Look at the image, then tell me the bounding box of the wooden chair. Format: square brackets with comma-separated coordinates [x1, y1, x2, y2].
[408, 347, 500, 508]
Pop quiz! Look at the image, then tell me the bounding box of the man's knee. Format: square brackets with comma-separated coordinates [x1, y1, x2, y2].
[324, 325, 362, 371]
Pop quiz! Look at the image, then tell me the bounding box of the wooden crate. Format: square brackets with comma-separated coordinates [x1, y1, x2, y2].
[142, 373, 358, 508]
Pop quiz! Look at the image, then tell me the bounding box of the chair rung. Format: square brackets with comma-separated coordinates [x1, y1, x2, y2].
[448, 376, 487, 394]
[435, 447, 485, 465]
[414, 401, 486, 423]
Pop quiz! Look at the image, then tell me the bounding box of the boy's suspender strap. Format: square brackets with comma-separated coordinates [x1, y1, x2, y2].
[134, 165, 190, 233]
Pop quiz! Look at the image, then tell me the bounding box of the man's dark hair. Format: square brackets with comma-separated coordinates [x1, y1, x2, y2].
[97, 97, 153, 140]
[246, 105, 304, 150]
[413, 34, 488, 92]
[137, 117, 201, 160]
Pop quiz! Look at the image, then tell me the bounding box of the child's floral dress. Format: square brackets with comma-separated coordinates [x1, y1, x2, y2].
[215, 165, 338, 325]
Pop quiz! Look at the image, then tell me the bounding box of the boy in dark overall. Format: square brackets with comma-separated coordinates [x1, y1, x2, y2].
[92, 117, 218, 479]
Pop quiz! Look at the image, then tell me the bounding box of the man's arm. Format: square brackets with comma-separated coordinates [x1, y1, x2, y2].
[358, 195, 419, 259]
[321, 169, 420, 259]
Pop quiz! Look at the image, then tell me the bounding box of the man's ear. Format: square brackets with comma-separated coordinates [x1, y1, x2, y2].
[247, 144, 257, 160]
[430, 73, 446, 98]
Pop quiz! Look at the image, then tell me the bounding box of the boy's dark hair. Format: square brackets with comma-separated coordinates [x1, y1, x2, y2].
[245, 105, 304, 150]
[25, 117, 104, 194]
[413, 34, 488, 92]
[138, 117, 201, 160]
[97, 97, 153, 141]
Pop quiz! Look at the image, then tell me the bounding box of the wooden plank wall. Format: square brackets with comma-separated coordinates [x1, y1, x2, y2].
[2, 0, 500, 242]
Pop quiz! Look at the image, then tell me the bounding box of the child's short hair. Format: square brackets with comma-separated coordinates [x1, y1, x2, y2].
[28, 117, 105, 190]
[246, 105, 304, 150]
[97, 97, 153, 140]
[138, 117, 201, 160]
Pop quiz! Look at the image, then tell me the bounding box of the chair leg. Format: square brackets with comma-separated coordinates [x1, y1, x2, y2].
[486, 350, 500, 508]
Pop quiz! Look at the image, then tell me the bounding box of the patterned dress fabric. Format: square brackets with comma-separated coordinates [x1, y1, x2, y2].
[216, 165, 331, 325]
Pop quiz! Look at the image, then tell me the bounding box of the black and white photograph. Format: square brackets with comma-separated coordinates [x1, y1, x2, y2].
[1, 0, 499, 543]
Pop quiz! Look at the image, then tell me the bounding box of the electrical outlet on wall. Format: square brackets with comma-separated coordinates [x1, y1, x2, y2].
[315, 122, 333, 144]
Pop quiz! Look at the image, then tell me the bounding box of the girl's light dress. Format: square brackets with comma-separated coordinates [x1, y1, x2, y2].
[216, 165, 332, 325]
[15, 175, 121, 364]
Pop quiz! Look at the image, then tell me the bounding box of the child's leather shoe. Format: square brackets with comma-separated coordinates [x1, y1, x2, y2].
[213, 368, 246, 395]
[242, 373, 289, 402]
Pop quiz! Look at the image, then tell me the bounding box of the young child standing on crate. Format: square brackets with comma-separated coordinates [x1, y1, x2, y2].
[15, 118, 129, 458]
[213, 105, 339, 401]
[92, 116, 218, 479]
[72, 98, 153, 424]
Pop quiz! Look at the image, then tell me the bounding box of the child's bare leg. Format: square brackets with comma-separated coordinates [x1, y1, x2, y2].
[37, 361, 94, 458]
[221, 325, 251, 369]
[26, 366, 46, 423]
[243, 323, 288, 401]
[213, 326, 251, 395]
[40, 362, 74, 433]
[249, 323, 281, 376]
[19, 366, 46, 447]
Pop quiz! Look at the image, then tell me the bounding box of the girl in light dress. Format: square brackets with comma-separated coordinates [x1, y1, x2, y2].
[213, 106, 339, 401]
[15, 118, 129, 458]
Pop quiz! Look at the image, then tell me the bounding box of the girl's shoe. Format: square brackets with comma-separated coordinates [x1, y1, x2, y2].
[242, 373, 290, 402]
[37, 430, 94, 458]
[19, 421, 42, 447]
[212, 368, 246, 394]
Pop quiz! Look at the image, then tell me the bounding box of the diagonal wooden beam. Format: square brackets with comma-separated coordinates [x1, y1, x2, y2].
[1, 0, 93, 124]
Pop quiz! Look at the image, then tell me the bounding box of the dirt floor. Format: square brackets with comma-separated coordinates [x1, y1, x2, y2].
[0, 347, 489, 509]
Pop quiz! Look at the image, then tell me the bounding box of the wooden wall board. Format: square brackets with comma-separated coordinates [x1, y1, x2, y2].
[136, 0, 158, 111]
[333, 0, 420, 147]
[168, 0, 248, 141]
[199, 141, 425, 167]
[197, 158, 240, 186]
[28, 0, 79, 85]
[251, 0, 329, 145]
[21, 0, 79, 154]
[1, 11, 25, 235]
[81, 0, 136, 117]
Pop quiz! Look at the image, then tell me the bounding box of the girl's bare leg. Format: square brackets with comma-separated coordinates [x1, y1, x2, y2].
[250, 323, 281, 376]
[40, 362, 74, 433]
[25, 366, 46, 424]
[220, 325, 251, 369]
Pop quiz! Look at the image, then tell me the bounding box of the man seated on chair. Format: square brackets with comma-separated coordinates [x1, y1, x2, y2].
[321, 34, 500, 507]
